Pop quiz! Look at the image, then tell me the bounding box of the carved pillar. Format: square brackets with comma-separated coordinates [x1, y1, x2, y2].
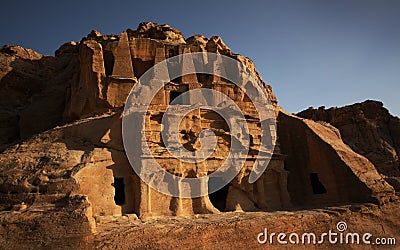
[149, 45, 168, 105]
[278, 168, 291, 208]
[192, 162, 220, 214]
[181, 46, 198, 84]
[111, 32, 135, 79]
[255, 173, 268, 209]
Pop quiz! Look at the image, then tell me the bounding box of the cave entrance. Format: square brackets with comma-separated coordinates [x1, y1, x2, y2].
[208, 177, 230, 211]
[113, 177, 126, 205]
[310, 173, 327, 194]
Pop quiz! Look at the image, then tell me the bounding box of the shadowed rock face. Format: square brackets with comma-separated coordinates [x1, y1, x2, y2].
[277, 110, 394, 206]
[298, 100, 400, 191]
[0, 22, 398, 248]
[0, 44, 78, 149]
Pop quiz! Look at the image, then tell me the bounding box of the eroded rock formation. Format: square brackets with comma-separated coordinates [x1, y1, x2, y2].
[0, 44, 78, 150]
[0, 21, 287, 218]
[298, 101, 400, 192]
[0, 22, 398, 249]
[277, 109, 394, 206]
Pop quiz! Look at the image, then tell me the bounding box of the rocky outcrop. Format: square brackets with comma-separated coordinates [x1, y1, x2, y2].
[0, 111, 132, 215]
[297, 100, 400, 191]
[0, 195, 95, 249]
[1, 202, 399, 249]
[127, 22, 186, 44]
[0, 23, 284, 218]
[0, 22, 398, 249]
[0, 44, 78, 150]
[93, 203, 400, 249]
[0, 22, 277, 149]
[277, 110, 395, 206]
[63, 22, 277, 121]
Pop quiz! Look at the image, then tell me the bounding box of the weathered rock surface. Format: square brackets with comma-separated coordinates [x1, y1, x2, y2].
[64, 30, 276, 122]
[1, 202, 399, 249]
[128, 22, 186, 44]
[298, 100, 400, 192]
[0, 112, 130, 213]
[277, 109, 395, 206]
[0, 44, 78, 150]
[93, 203, 400, 249]
[0, 195, 95, 249]
[0, 23, 398, 249]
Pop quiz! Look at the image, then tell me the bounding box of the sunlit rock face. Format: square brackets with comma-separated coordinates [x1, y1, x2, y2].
[0, 22, 396, 237]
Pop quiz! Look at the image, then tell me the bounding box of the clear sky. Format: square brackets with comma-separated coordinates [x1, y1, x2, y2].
[1, 0, 399, 116]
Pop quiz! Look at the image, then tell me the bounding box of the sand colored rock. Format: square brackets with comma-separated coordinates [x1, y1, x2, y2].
[277, 110, 395, 206]
[298, 100, 400, 192]
[0, 22, 399, 249]
[0, 44, 78, 149]
[0, 22, 395, 216]
[62, 22, 277, 121]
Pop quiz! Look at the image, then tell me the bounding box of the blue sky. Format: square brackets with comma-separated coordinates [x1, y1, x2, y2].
[1, 0, 399, 116]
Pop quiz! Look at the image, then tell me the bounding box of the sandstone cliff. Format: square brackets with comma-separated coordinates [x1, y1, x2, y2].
[277, 109, 394, 206]
[0, 23, 398, 249]
[63, 22, 277, 121]
[0, 44, 78, 150]
[298, 100, 400, 192]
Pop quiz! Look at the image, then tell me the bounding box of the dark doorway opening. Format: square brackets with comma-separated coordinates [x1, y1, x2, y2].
[113, 177, 126, 205]
[208, 177, 230, 211]
[310, 173, 327, 194]
[169, 91, 182, 104]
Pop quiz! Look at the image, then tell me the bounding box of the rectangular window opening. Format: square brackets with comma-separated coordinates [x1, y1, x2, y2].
[310, 173, 327, 194]
[114, 177, 126, 205]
